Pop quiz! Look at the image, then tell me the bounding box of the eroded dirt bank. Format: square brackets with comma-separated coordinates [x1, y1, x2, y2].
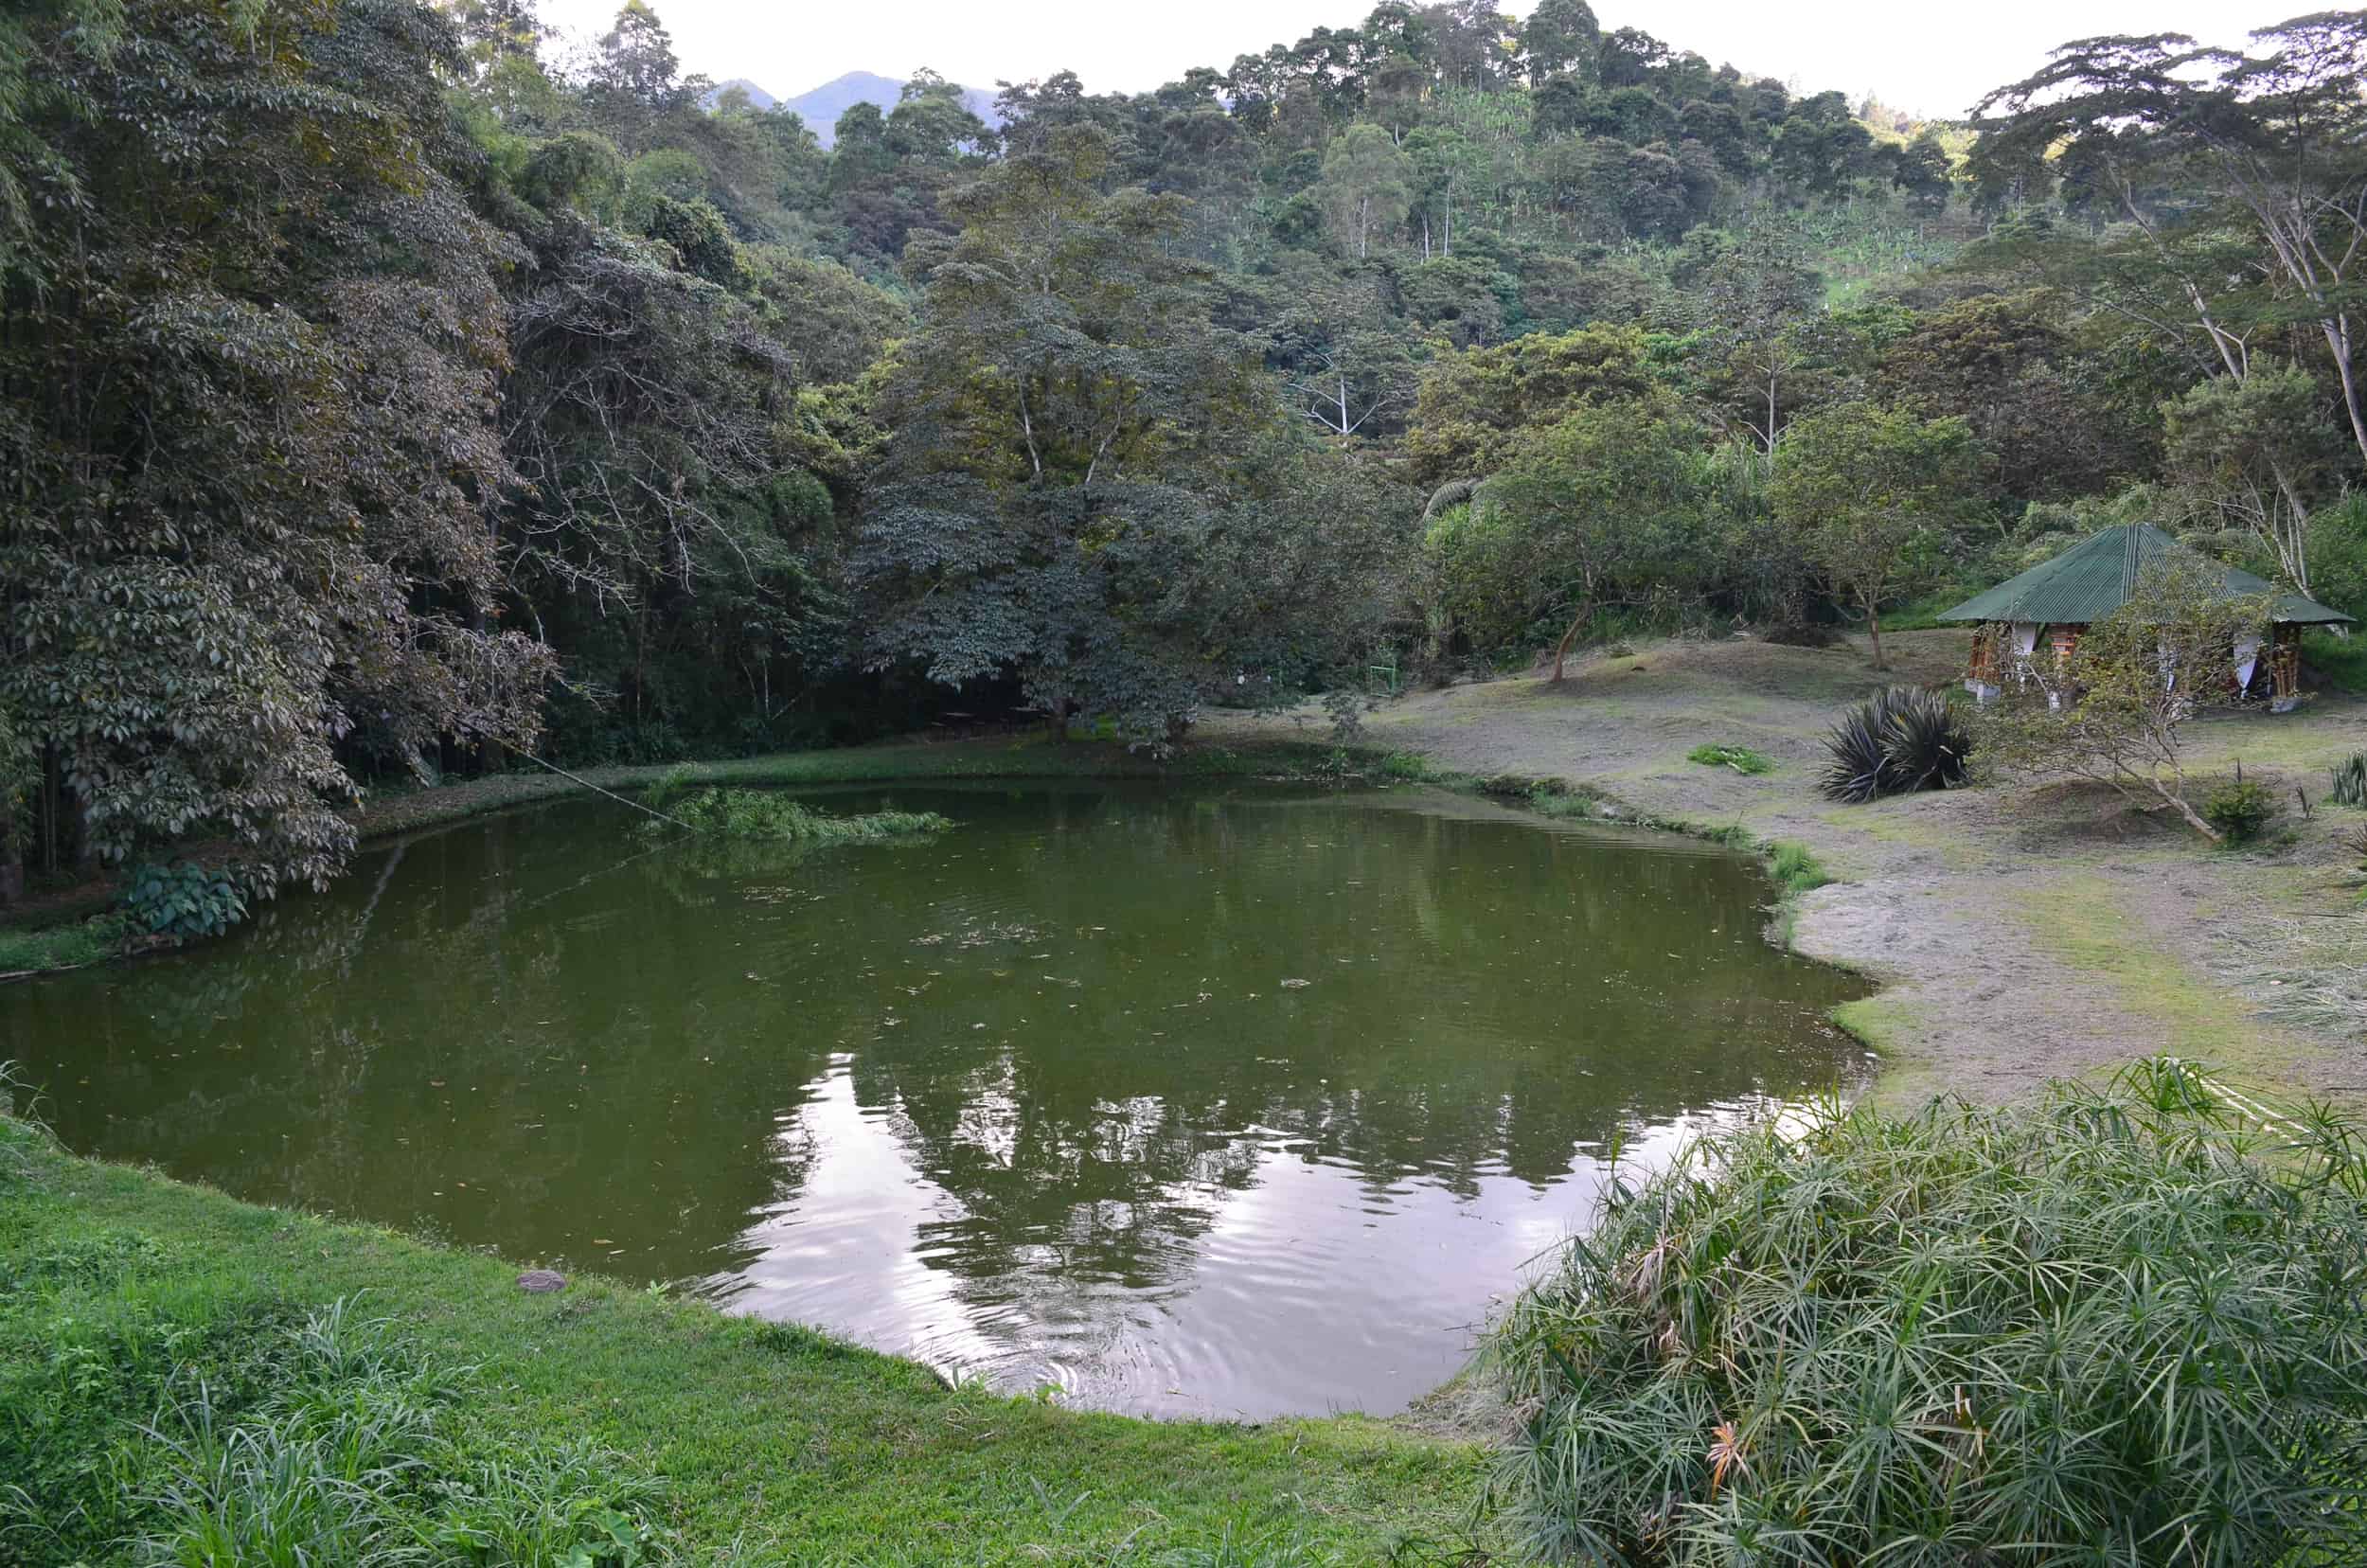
[1214, 631, 2367, 1104]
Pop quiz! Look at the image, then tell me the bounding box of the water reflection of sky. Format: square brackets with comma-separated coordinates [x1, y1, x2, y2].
[3, 783, 1870, 1419]
[713, 1054, 1774, 1419]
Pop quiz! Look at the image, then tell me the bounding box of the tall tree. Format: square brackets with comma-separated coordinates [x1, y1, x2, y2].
[2, 0, 553, 895]
[1977, 19, 2367, 477]
[1317, 124, 1414, 258]
[2162, 362, 2346, 590]
[594, 0, 684, 112]
[1689, 221, 1835, 465]
[1771, 405, 1980, 668]
[855, 127, 1401, 742]
[1436, 401, 1708, 680]
[1520, 0, 1599, 86]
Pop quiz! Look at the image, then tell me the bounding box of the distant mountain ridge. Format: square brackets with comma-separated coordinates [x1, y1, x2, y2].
[703, 71, 1002, 149]
[706, 78, 776, 111]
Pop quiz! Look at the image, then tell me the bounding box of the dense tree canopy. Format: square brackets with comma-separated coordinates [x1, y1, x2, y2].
[5, 0, 2366, 909]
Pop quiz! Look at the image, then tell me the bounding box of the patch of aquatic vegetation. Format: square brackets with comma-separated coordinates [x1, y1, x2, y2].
[642, 786, 952, 845]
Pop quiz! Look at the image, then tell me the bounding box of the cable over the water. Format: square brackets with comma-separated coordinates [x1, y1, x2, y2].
[512, 750, 703, 833]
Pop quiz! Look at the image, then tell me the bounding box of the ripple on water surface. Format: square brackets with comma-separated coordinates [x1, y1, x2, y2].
[1, 782, 1868, 1418]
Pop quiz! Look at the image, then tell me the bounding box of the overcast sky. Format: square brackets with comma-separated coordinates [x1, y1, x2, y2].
[533, 0, 2300, 120]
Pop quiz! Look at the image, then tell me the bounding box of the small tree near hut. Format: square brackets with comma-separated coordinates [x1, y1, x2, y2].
[1771, 404, 1978, 669]
[1975, 559, 2270, 841]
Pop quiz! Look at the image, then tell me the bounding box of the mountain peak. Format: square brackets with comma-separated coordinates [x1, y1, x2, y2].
[703, 78, 776, 112]
[705, 70, 1000, 149]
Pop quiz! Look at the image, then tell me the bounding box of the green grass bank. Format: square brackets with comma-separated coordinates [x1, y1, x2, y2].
[0, 1110, 1492, 1566]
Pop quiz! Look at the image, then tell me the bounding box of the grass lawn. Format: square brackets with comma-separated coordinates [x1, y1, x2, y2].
[0, 1114, 1492, 1566]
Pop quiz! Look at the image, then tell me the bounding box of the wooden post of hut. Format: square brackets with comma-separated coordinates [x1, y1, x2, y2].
[2270, 625, 2305, 712]
[1965, 623, 2002, 700]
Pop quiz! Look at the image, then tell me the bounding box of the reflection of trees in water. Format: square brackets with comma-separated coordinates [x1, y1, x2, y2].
[820, 790, 1859, 1294]
[5, 807, 825, 1274]
[876, 1059, 1262, 1309]
[2, 788, 1860, 1305]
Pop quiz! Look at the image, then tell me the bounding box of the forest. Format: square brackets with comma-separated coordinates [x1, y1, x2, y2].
[6, 0, 2367, 904]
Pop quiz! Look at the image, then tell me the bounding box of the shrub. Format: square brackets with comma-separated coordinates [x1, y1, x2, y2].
[1482, 1060, 2367, 1566]
[2304, 628, 2367, 695]
[1818, 686, 1970, 803]
[2333, 753, 2367, 809]
[2202, 776, 2277, 843]
[1686, 744, 1772, 775]
[122, 861, 246, 942]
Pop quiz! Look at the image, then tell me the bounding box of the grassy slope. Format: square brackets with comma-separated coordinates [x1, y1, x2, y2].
[0, 1114, 1490, 1565]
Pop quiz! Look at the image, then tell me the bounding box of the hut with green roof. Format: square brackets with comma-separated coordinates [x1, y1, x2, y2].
[1938, 524, 2353, 712]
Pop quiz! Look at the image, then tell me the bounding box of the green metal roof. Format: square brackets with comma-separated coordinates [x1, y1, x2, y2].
[1937, 524, 2356, 627]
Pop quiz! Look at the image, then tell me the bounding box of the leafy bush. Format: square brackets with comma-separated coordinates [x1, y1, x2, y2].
[2333, 753, 2367, 809]
[2303, 628, 2367, 695]
[1483, 1060, 2367, 1566]
[2202, 776, 2278, 843]
[1686, 744, 1772, 775]
[122, 861, 246, 941]
[643, 788, 951, 844]
[1818, 686, 1971, 803]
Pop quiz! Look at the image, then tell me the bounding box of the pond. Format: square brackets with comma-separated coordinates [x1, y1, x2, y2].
[2, 782, 1868, 1418]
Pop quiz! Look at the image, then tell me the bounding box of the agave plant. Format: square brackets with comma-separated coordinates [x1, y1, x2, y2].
[2334, 753, 2367, 810]
[1878, 686, 1972, 794]
[1819, 686, 1972, 803]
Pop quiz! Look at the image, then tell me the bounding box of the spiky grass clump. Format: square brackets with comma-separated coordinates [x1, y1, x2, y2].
[1820, 686, 1971, 803]
[1766, 841, 1827, 897]
[644, 788, 952, 844]
[2332, 753, 2367, 809]
[1483, 1059, 2367, 1567]
[1686, 744, 1773, 775]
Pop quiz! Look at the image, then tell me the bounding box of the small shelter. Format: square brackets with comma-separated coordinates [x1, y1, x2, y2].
[1938, 523, 2354, 713]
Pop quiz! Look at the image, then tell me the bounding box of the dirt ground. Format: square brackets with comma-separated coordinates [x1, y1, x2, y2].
[1212, 630, 2367, 1105]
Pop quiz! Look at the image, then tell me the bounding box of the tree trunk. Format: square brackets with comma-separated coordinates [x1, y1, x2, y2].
[1867, 599, 1885, 669]
[2156, 788, 2222, 842]
[2321, 315, 2367, 475]
[0, 796, 19, 905]
[1550, 601, 1592, 683]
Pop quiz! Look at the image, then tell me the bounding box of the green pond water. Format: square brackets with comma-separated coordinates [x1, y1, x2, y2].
[2, 783, 1868, 1418]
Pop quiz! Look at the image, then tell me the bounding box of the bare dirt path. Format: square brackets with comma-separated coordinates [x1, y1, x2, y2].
[1212, 631, 2367, 1104]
